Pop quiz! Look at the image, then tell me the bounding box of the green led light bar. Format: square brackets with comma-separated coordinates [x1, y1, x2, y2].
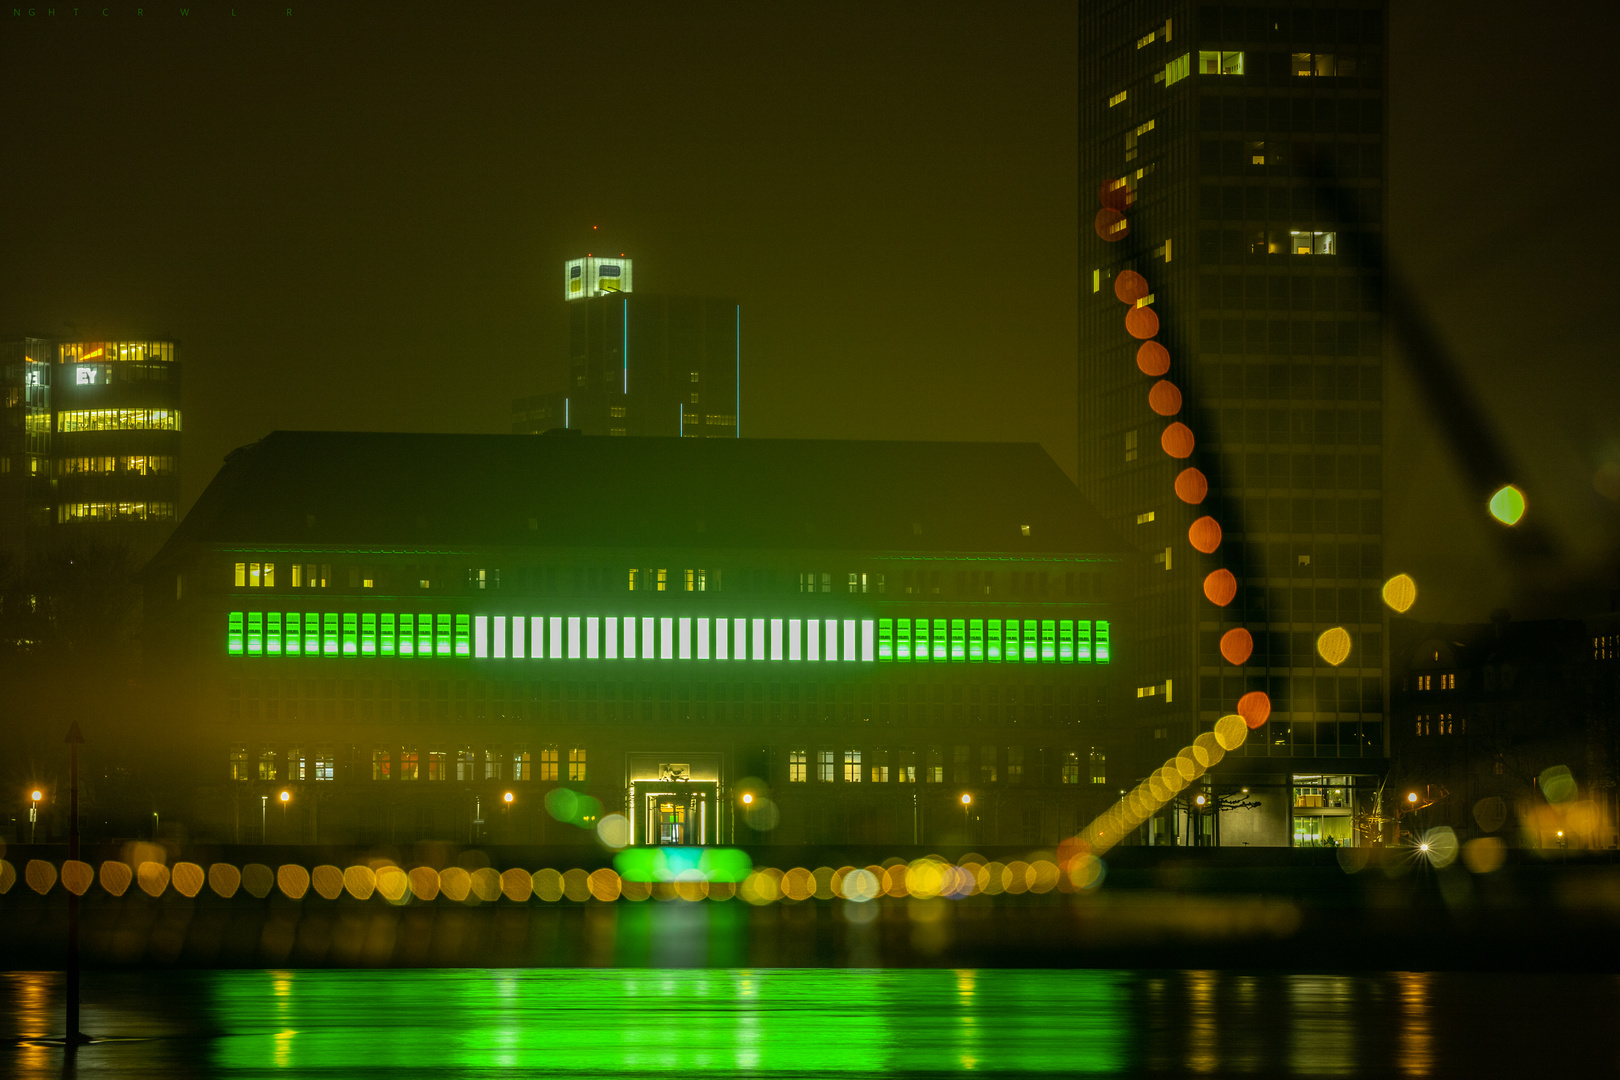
[225, 611, 1112, 665]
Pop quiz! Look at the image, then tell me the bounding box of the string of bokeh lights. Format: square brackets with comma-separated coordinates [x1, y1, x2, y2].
[0, 850, 1100, 906]
[1087, 177, 1430, 855]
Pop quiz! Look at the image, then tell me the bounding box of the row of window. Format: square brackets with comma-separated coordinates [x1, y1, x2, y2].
[57, 341, 175, 364]
[787, 746, 1105, 785]
[55, 454, 175, 476]
[225, 612, 1114, 666]
[229, 745, 586, 782]
[58, 501, 176, 523]
[1414, 674, 1456, 691]
[228, 562, 1100, 600]
[1413, 714, 1461, 737]
[68, 362, 173, 386]
[55, 408, 180, 432]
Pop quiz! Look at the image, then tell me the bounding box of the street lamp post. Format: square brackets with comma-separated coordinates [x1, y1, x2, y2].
[280, 790, 290, 841]
[29, 790, 41, 844]
[961, 793, 972, 843]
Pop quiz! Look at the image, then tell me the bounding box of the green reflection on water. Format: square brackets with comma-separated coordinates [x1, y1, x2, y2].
[211, 968, 1124, 1075]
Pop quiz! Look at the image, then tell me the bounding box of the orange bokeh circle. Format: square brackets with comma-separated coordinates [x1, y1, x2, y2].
[1188, 515, 1222, 554]
[1136, 341, 1170, 376]
[1220, 628, 1253, 666]
[1161, 422, 1195, 459]
[1114, 271, 1149, 304]
[1203, 568, 1237, 607]
[1148, 380, 1182, 416]
[1124, 306, 1159, 339]
[1238, 691, 1272, 729]
[1174, 467, 1208, 504]
[1095, 208, 1128, 242]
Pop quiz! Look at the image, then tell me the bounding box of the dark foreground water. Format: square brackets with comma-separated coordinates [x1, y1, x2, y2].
[4, 968, 1617, 1078]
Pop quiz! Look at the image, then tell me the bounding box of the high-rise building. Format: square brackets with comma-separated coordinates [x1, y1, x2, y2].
[512, 257, 740, 439]
[1080, 2, 1388, 846]
[0, 335, 181, 570]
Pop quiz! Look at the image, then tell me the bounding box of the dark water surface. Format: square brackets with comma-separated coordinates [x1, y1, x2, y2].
[3, 968, 1615, 1078]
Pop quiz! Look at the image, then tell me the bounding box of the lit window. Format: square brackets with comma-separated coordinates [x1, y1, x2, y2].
[456, 748, 474, 781]
[314, 749, 334, 782]
[427, 751, 447, 781]
[372, 749, 391, 781]
[696, 569, 707, 592]
[1125, 430, 1137, 461]
[1289, 230, 1336, 255]
[848, 572, 859, 594]
[257, 747, 276, 781]
[401, 750, 419, 781]
[1136, 511, 1155, 524]
[844, 750, 863, 783]
[229, 745, 250, 781]
[1006, 746, 1023, 784]
[538, 748, 558, 781]
[926, 747, 943, 784]
[1198, 50, 1244, 75]
[234, 562, 246, 587]
[484, 749, 503, 781]
[1062, 751, 1080, 785]
[690, 393, 700, 404]
[656, 569, 667, 592]
[264, 563, 275, 587]
[690, 371, 700, 382]
[1089, 749, 1107, 784]
[568, 747, 587, 782]
[1108, 90, 1127, 107]
[817, 749, 835, 783]
[609, 406, 627, 418]
[291, 564, 303, 588]
[513, 749, 532, 781]
[685, 569, 695, 591]
[870, 750, 890, 783]
[1163, 53, 1190, 86]
[790, 749, 807, 783]
[628, 569, 639, 591]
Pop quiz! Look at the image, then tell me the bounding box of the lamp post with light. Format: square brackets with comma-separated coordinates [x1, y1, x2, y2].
[279, 790, 290, 840]
[29, 789, 42, 844]
[961, 793, 973, 843]
[502, 791, 514, 840]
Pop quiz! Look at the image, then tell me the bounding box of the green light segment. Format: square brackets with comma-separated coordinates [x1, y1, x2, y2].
[455, 614, 471, 657]
[222, 611, 1114, 666]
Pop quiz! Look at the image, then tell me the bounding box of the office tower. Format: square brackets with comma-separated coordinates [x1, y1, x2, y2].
[0, 338, 54, 571]
[1080, 2, 1388, 846]
[141, 431, 1124, 846]
[512, 257, 740, 438]
[1, 335, 181, 570]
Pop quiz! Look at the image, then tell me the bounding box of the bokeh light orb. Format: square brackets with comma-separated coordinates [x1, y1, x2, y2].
[1114, 270, 1149, 304]
[1219, 628, 1253, 666]
[1316, 627, 1352, 667]
[1174, 467, 1208, 504]
[1136, 340, 1170, 376]
[1125, 305, 1159, 339]
[1382, 573, 1417, 613]
[1488, 484, 1526, 525]
[1188, 516, 1222, 554]
[597, 813, 631, 849]
[1161, 422, 1196, 459]
[1148, 379, 1182, 416]
[1095, 208, 1129, 241]
[1213, 715, 1249, 751]
[1203, 568, 1237, 607]
[1237, 691, 1271, 729]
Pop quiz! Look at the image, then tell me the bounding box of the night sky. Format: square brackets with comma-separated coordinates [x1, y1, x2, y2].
[2, 2, 1616, 622]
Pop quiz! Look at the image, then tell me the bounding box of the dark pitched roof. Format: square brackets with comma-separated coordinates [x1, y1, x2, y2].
[149, 432, 1127, 566]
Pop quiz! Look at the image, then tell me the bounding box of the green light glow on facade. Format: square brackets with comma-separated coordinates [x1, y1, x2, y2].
[224, 611, 1112, 665]
[209, 968, 1127, 1075]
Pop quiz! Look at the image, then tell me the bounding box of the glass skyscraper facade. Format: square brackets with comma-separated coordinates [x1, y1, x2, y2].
[1080, 1, 1388, 845]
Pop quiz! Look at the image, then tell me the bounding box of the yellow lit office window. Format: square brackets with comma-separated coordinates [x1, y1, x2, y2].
[233, 562, 246, 587]
[1136, 511, 1155, 524]
[540, 748, 558, 781]
[685, 569, 695, 592]
[1108, 90, 1127, 107]
[568, 748, 587, 782]
[628, 569, 639, 591]
[656, 569, 667, 592]
[264, 563, 275, 587]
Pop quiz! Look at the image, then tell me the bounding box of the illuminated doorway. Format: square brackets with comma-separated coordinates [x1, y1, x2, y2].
[638, 787, 712, 845]
[658, 799, 688, 845]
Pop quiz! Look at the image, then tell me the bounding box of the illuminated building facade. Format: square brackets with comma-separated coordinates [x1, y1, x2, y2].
[0, 335, 181, 569]
[0, 337, 54, 566]
[141, 432, 1126, 848]
[1081, 2, 1389, 846]
[512, 258, 740, 439]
